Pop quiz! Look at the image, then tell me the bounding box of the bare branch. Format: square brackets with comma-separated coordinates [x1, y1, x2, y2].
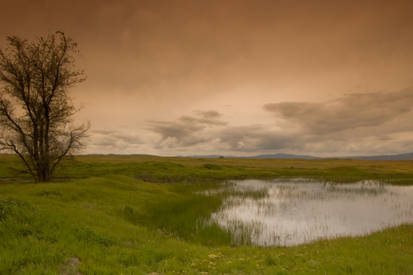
[0, 31, 88, 182]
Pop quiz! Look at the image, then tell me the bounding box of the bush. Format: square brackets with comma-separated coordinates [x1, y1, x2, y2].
[202, 163, 222, 170]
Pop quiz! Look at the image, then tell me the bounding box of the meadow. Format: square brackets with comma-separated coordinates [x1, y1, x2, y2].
[0, 154, 412, 274]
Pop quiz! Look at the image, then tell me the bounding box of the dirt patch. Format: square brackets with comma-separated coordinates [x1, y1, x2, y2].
[61, 257, 81, 275]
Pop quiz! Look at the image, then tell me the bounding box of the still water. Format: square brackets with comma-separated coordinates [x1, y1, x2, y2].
[210, 179, 413, 246]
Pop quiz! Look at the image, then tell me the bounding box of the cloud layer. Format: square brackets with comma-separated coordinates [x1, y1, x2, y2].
[138, 89, 413, 156]
[2, 1, 413, 156]
[147, 111, 226, 148]
[264, 89, 413, 134]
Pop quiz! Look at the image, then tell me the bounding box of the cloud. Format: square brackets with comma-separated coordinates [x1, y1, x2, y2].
[89, 129, 143, 148]
[111, 133, 144, 145]
[147, 110, 226, 148]
[142, 90, 413, 156]
[179, 110, 227, 126]
[87, 91, 413, 156]
[217, 126, 302, 152]
[257, 89, 413, 155]
[147, 121, 303, 153]
[148, 121, 207, 147]
[196, 110, 221, 119]
[264, 89, 413, 134]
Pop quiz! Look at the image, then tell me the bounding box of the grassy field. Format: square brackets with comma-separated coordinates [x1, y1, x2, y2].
[0, 154, 412, 274]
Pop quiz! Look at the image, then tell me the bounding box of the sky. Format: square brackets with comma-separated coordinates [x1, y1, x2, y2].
[1, 0, 413, 156]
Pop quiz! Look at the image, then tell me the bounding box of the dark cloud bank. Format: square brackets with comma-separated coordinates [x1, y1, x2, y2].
[264, 89, 413, 134]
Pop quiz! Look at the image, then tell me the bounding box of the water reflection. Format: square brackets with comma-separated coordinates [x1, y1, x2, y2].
[210, 179, 413, 246]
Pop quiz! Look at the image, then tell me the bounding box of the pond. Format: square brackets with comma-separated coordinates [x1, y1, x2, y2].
[209, 179, 413, 246]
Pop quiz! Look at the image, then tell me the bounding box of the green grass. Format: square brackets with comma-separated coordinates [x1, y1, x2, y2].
[0, 154, 412, 274]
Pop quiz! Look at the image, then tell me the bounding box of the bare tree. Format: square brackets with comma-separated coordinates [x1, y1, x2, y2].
[0, 31, 88, 182]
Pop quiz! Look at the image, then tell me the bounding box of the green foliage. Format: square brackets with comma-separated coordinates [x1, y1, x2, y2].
[0, 155, 412, 273]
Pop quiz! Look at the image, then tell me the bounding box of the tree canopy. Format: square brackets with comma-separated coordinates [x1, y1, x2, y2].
[0, 31, 88, 182]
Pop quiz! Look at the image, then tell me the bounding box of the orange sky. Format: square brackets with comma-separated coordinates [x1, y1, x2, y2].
[1, 0, 413, 156]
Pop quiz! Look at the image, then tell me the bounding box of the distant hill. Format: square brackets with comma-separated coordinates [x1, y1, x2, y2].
[348, 152, 413, 160]
[187, 152, 413, 160]
[241, 153, 320, 159]
[4, 152, 413, 160]
[186, 153, 319, 159]
[185, 153, 319, 159]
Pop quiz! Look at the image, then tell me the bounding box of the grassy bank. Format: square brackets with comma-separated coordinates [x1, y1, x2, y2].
[0, 155, 412, 274]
